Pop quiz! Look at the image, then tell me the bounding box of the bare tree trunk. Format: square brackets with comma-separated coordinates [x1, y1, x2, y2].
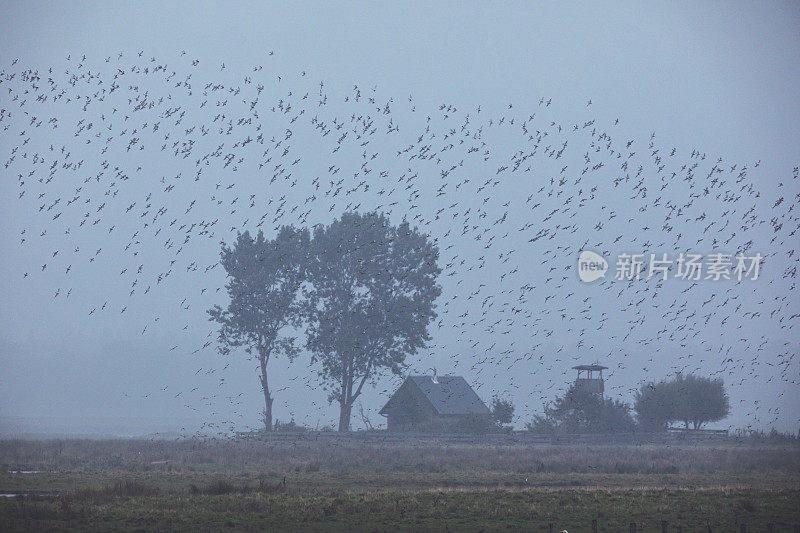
[338, 355, 353, 432]
[359, 403, 373, 430]
[338, 401, 352, 432]
[259, 354, 273, 432]
[262, 389, 274, 432]
[337, 357, 374, 433]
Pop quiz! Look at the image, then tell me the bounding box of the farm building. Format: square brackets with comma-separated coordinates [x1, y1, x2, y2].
[379, 375, 492, 433]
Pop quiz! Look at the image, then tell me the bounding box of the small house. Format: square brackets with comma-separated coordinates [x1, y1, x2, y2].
[379, 375, 491, 433]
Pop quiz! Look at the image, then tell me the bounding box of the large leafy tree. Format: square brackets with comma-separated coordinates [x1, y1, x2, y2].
[635, 374, 730, 430]
[527, 384, 635, 434]
[634, 380, 677, 431]
[208, 226, 309, 432]
[304, 212, 441, 432]
[673, 374, 730, 430]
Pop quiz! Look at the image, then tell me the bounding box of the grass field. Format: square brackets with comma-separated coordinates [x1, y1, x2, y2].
[1, 438, 798, 531]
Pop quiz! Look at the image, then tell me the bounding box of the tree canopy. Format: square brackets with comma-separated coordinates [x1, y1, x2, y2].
[208, 226, 309, 431]
[491, 396, 515, 428]
[527, 384, 635, 434]
[303, 212, 442, 431]
[635, 374, 730, 431]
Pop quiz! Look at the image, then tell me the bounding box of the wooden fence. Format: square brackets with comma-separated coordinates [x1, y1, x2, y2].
[236, 428, 731, 445]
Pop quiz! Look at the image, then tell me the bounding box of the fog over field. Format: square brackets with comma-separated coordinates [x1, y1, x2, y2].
[1, 2, 798, 438]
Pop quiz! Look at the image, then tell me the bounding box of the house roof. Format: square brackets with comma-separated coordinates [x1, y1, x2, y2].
[380, 375, 490, 416]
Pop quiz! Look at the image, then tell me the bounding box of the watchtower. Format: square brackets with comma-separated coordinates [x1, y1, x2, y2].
[572, 364, 607, 399]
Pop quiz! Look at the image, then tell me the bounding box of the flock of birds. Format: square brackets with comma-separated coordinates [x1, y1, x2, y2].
[1, 50, 798, 439]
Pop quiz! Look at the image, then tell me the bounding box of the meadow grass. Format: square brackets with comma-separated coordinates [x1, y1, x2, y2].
[2, 437, 797, 474]
[2, 486, 798, 532]
[0, 438, 798, 531]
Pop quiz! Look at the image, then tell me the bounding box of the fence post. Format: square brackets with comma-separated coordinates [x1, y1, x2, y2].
[548, 524, 553, 533]
[592, 519, 598, 533]
[661, 520, 667, 533]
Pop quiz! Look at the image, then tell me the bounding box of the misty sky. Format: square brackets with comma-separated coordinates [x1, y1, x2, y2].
[1, 2, 798, 436]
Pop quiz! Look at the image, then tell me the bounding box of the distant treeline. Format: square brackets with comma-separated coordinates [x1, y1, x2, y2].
[526, 373, 731, 435]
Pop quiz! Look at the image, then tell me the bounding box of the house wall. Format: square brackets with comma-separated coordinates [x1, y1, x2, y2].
[387, 413, 493, 434]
